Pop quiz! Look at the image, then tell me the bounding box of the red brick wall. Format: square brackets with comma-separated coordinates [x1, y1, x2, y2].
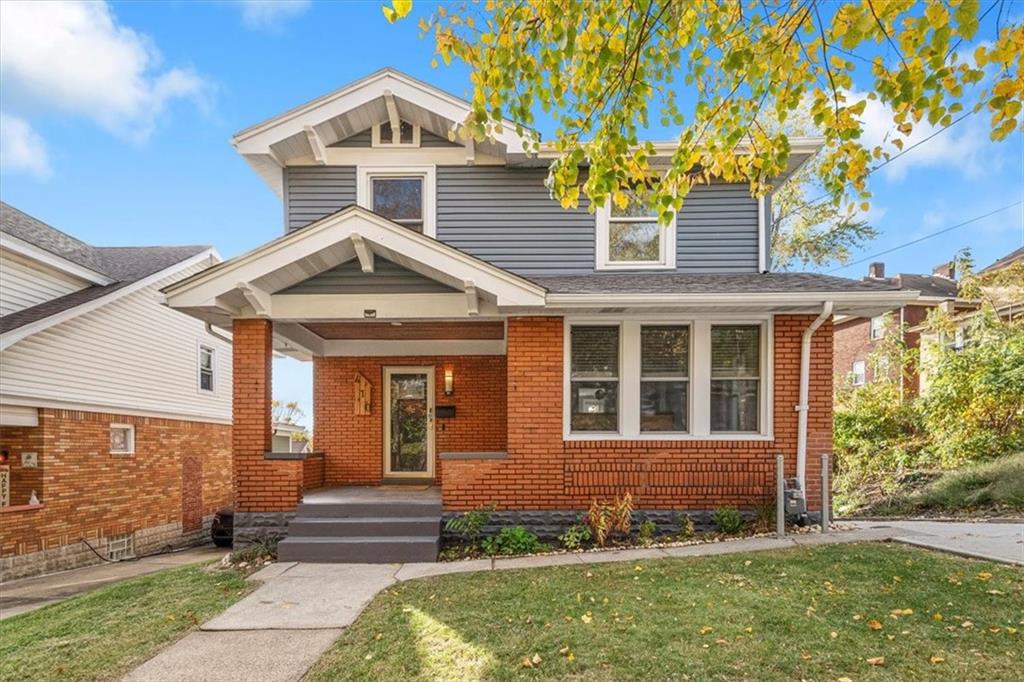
[0, 408, 231, 558]
[232, 319, 302, 512]
[442, 315, 833, 512]
[314, 355, 507, 484]
[833, 305, 928, 396]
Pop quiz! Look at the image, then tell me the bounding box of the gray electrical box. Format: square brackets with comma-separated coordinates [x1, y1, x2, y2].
[784, 479, 806, 517]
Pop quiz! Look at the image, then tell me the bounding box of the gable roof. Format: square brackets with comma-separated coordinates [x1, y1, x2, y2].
[890, 272, 959, 299]
[0, 203, 215, 345]
[980, 245, 1024, 274]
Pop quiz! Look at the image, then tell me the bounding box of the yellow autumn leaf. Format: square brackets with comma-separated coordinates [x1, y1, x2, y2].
[933, 613, 944, 621]
[977, 572, 993, 581]
[700, 625, 713, 634]
[867, 656, 886, 666]
[930, 654, 945, 664]
[392, 0, 413, 18]
[581, 612, 593, 624]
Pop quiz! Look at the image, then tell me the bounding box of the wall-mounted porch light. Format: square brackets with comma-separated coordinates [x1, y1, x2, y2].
[444, 367, 454, 396]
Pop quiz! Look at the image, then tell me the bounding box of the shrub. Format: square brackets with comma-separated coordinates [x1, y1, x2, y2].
[585, 493, 634, 547]
[558, 522, 592, 550]
[444, 505, 494, 543]
[713, 507, 744, 534]
[637, 519, 657, 546]
[676, 512, 696, 539]
[481, 526, 544, 555]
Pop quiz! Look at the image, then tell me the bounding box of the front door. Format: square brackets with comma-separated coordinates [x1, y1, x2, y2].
[383, 366, 434, 479]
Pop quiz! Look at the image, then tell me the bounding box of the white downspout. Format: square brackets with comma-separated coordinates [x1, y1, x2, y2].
[796, 300, 834, 490]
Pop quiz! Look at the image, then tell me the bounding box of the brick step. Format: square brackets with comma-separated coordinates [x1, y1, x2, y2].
[288, 516, 441, 538]
[277, 536, 439, 563]
[295, 501, 442, 519]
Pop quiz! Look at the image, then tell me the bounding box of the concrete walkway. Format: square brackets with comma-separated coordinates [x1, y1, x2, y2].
[848, 519, 1024, 566]
[0, 546, 225, 620]
[122, 521, 1023, 681]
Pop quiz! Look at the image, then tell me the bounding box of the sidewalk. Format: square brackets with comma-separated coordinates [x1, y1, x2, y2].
[0, 546, 225, 620]
[847, 519, 1024, 565]
[122, 526, 900, 682]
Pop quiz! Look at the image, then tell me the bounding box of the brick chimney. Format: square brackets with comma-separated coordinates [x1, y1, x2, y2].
[932, 261, 956, 280]
[867, 262, 886, 279]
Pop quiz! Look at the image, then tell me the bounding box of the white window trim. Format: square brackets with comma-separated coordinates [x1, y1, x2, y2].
[198, 342, 216, 395]
[595, 202, 677, 271]
[851, 360, 866, 386]
[371, 122, 421, 148]
[356, 165, 437, 237]
[110, 423, 135, 455]
[563, 314, 773, 441]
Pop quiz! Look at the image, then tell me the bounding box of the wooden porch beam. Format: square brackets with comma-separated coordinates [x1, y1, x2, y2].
[383, 90, 401, 141]
[464, 280, 479, 316]
[303, 125, 327, 165]
[237, 281, 272, 318]
[350, 232, 375, 273]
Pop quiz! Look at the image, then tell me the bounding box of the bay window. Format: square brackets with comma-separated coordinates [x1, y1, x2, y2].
[565, 319, 769, 439]
[569, 325, 620, 432]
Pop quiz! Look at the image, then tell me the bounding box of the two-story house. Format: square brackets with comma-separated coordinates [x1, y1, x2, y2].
[0, 203, 233, 579]
[163, 69, 915, 562]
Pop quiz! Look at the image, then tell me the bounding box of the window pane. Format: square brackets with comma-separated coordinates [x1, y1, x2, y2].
[641, 326, 688, 377]
[570, 381, 618, 432]
[611, 192, 654, 218]
[110, 427, 130, 452]
[570, 326, 618, 378]
[608, 221, 660, 262]
[200, 370, 214, 392]
[372, 178, 423, 223]
[711, 325, 760, 377]
[379, 121, 393, 142]
[200, 348, 213, 370]
[710, 379, 759, 432]
[399, 121, 414, 144]
[641, 381, 688, 432]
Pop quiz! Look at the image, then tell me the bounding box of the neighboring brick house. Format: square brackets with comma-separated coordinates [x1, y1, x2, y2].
[832, 261, 967, 395]
[163, 69, 914, 562]
[0, 203, 233, 579]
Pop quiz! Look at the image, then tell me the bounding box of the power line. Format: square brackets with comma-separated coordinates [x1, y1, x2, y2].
[827, 200, 1024, 274]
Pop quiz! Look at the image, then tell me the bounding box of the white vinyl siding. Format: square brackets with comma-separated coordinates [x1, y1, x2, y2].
[0, 260, 232, 423]
[0, 250, 89, 316]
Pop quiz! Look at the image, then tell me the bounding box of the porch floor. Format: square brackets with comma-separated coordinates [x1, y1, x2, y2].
[301, 485, 440, 505]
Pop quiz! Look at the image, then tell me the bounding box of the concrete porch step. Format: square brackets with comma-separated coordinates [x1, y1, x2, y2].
[277, 536, 440, 563]
[288, 516, 441, 537]
[295, 501, 442, 519]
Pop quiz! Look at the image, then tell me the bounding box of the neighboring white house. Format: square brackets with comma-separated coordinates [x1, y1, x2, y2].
[272, 421, 312, 453]
[0, 201, 234, 579]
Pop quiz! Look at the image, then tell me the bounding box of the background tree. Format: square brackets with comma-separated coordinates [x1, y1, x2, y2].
[385, 0, 1021, 263]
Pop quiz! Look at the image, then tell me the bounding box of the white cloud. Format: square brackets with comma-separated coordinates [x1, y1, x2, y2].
[238, 1, 311, 30]
[0, 113, 51, 178]
[0, 1, 208, 142]
[849, 90, 993, 183]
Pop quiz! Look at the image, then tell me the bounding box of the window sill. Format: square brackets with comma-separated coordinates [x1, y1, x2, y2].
[595, 262, 675, 271]
[564, 432, 773, 442]
[1, 503, 44, 514]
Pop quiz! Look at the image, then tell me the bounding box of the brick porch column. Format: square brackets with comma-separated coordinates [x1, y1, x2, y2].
[232, 319, 301, 543]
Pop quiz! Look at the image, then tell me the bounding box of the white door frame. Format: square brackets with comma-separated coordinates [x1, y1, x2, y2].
[382, 366, 435, 478]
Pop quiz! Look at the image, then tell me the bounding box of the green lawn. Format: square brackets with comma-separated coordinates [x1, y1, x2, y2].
[308, 544, 1023, 681]
[0, 563, 252, 682]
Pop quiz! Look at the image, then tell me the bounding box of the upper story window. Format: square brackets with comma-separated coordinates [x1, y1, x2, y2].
[851, 360, 866, 386]
[869, 315, 885, 340]
[372, 120, 420, 147]
[710, 325, 761, 433]
[569, 325, 620, 433]
[595, 193, 676, 270]
[357, 166, 437, 236]
[198, 344, 215, 393]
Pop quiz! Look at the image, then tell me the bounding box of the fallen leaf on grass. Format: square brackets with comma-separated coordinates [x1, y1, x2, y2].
[933, 613, 944, 621]
[976, 572, 993, 581]
[890, 608, 913, 617]
[867, 656, 886, 666]
[800, 653, 812, 660]
[962, 621, 974, 629]
[929, 655, 945, 664]
[521, 653, 542, 668]
[581, 612, 593, 624]
[700, 625, 714, 635]
[867, 619, 883, 631]
[830, 631, 838, 639]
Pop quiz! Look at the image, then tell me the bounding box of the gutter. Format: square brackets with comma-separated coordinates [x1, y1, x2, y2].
[796, 300, 834, 491]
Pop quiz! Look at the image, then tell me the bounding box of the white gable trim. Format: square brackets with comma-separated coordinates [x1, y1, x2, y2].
[233, 68, 535, 155]
[1, 249, 218, 351]
[0, 232, 113, 285]
[162, 206, 547, 314]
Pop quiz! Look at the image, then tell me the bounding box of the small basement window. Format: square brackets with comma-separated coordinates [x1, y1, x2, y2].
[110, 424, 135, 455]
[199, 345, 215, 392]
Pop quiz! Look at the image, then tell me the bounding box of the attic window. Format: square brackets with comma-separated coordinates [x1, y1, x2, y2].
[373, 120, 420, 147]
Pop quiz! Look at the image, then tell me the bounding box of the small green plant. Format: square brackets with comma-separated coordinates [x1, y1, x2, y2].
[481, 526, 544, 556]
[444, 504, 494, 543]
[637, 519, 657, 546]
[752, 497, 776, 533]
[713, 507, 744, 535]
[676, 513, 696, 540]
[558, 522, 592, 550]
[229, 538, 278, 568]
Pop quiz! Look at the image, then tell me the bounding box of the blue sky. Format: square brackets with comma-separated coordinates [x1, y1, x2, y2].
[1, 1, 1022, 425]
